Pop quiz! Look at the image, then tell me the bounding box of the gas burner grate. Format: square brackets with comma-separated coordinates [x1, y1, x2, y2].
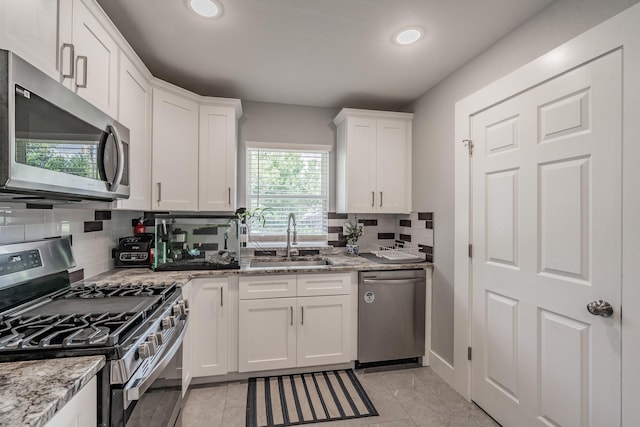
[0, 311, 144, 350]
[60, 281, 176, 299]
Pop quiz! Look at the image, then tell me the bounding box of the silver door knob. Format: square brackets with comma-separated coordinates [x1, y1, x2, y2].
[586, 300, 614, 318]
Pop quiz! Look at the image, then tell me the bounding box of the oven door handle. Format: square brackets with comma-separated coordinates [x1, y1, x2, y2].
[124, 317, 188, 407]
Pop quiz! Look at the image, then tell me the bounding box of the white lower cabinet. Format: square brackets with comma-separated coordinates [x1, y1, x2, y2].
[44, 376, 97, 427]
[297, 295, 351, 367]
[239, 298, 297, 372]
[191, 278, 229, 378]
[238, 273, 352, 373]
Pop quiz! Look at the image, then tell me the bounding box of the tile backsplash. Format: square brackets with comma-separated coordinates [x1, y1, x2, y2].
[0, 203, 142, 279]
[328, 211, 435, 261]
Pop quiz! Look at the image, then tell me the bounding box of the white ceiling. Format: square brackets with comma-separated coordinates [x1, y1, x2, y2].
[97, 0, 555, 109]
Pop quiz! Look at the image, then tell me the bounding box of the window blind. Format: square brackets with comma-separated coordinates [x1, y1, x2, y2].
[247, 147, 328, 240]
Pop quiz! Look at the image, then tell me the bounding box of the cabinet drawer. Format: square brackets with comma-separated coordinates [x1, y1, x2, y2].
[297, 273, 351, 296]
[239, 275, 297, 299]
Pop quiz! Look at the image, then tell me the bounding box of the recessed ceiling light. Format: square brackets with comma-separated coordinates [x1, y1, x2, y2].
[188, 0, 222, 18]
[393, 27, 424, 46]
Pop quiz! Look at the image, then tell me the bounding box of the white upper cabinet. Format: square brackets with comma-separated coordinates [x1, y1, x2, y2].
[334, 108, 413, 214]
[0, 0, 119, 116]
[198, 103, 240, 212]
[151, 87, 199, 211]
[66, 0, 119, 117]
[113, 52, 151, 211]
[0, 0, 62, 81]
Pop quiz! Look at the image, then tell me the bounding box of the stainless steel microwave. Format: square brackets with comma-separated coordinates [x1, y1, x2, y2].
[0, 50, 130, 201]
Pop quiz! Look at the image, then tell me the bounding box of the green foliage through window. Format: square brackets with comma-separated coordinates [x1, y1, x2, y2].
[247, 147, 328, 239]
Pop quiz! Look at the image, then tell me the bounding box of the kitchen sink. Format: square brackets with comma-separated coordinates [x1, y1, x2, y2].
[249, 257, 330, 268]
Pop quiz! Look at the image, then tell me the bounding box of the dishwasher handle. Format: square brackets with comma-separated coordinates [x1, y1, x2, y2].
[362, 278, 425, 286]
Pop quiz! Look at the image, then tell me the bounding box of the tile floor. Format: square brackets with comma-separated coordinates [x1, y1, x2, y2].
[183, 367, 500, 427]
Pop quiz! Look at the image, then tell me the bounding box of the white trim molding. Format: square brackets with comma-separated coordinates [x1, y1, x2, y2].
[453, 4, 640, 426]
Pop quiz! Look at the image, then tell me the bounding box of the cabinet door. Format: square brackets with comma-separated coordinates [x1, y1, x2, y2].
[376, 119, 410, 213]
[199, 105, 237, 211]
[70, 0, 119, 117]
[113, 53, 150, 211]
[181, 281, 193, 394]
[191, 279, 228, 378]
[297, 295, 351, 367]
[239, 298, 296, 372]
[151, 88, 199, 211]
[344, 117, 377, 213]
[0, 0, 61, 80]
[44, 377, 97, 427]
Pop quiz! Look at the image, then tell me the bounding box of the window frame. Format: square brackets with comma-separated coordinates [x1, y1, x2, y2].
[245, 141, 331, 243]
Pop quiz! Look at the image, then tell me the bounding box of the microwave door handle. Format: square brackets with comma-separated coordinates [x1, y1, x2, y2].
[107, 124, 125, 192]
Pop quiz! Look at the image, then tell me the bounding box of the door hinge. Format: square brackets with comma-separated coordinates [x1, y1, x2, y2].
[468, 244, 473, 258]
[468, 347, 472, 361]
[463, 139, 474, 156]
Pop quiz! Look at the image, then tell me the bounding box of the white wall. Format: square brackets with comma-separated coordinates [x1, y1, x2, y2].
[237, 101, 340, 210]
[407, 0, 640, 365]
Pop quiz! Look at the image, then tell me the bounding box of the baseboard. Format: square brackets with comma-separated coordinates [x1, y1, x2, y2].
[429, 350, 455, 388]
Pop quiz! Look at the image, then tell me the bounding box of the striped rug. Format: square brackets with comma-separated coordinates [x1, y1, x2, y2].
[246, 369, 378, 427]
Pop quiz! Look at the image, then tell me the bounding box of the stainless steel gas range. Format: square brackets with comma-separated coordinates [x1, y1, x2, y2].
[0, 238, 188, 427]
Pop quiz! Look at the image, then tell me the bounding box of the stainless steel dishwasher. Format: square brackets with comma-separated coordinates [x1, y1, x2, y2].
[358, 269, 426, 364]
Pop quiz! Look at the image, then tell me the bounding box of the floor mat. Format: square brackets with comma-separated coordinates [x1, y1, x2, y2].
[246, 369, 378, 427]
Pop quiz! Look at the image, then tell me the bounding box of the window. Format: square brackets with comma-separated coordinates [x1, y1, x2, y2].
[246, 143, 329, 242]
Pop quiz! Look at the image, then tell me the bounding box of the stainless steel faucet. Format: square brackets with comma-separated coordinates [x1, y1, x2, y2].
[286, 212, 297, 258]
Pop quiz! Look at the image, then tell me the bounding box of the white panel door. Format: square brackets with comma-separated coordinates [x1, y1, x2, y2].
[198, 105, 237, 212]
[376, 119, 409, 213]
[297, 295, 351, 367]
[345, 117, 377, 213]
[471, 51, 621, 427]
[70, 0, 118, 117]
[191, 279, 228, 378]
[238, 298, 297, 372]
[114, 53, 150, 211]
[151, 88, 199, 211]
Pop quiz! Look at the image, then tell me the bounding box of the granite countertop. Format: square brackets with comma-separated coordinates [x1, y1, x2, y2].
[88, 253, 433, 285]
[0, 356, 105, 427]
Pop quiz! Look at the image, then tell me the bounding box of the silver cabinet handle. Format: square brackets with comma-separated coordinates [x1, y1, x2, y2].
[587, 300, 614, 317]
[228, 187, 231, 205]
[290, 306, 293, 325]
[301, 306, 304, 325]
[157, 182, 162, 202]
[61, 43, 75, 78]
[75, 55, 88, 88]
[371, 191, 375, 207]
[380, 191, 383, 207]
[220, 287, 223, 307]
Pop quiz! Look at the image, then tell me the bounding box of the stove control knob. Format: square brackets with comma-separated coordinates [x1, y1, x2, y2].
[162, 316, 176, 329]
[173, 302, 187, 317]
[148, 333, 160, 349]
[149, 332, 164, 348]
[138, 342, 152, 360]
[178, 300, 189, 314]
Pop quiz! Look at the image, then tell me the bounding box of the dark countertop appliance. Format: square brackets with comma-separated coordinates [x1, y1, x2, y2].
[0, 238, 188, 427]
[114, 233, 154, 268]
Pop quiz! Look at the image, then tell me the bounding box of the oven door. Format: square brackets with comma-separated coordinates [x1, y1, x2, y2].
[114, 319, 187, 427]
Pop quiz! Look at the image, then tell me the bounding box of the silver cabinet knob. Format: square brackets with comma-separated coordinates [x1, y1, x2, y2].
[587, 300, 614, 318]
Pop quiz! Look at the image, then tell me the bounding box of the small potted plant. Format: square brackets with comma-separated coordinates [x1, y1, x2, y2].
[343, 219, 364, 255]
